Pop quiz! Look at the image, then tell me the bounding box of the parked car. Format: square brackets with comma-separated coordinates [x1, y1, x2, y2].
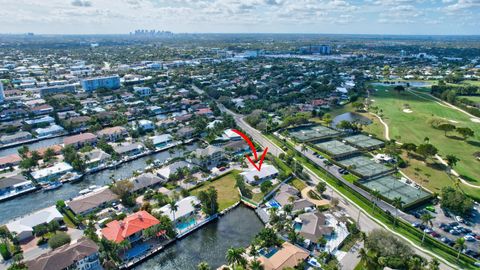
[464, 235, 476, 242]
[449, 222, 459, 227]
[440, 237, 451, 243]
[455, 216, 464, 223]
[425, 206, 436, 212]
[412, 222, 420, 228]
[442, 225, 452, 232]
[430, 231, 440, 238]
[450, 229, 461, 235]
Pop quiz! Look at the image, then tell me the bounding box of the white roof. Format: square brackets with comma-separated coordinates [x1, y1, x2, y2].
[240, 164, 279, 183]
[157, 161, 192, 179]
[157, 196, 200, 221]
[6, 206, 63, 235]
[30, 162, 73, 180]
[224, 129, 241, 139]
[150, 134, 172, 144]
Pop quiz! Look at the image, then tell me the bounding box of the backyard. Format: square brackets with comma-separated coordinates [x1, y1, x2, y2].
[190, 171, 240, 211]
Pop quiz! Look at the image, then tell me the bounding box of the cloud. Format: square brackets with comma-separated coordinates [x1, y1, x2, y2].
[71, 0, 92, 7]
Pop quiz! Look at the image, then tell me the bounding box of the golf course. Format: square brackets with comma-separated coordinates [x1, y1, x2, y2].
[350, 84, 480, 200]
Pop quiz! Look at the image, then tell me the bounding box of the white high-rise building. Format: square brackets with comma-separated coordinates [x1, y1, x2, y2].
[0, 82, 5, 103]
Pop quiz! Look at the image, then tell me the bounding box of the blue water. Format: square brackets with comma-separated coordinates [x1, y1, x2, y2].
[294, 223, 302, 231]
[176, 218, 196, 231]
[259, 247, 279, 258]
[267, 199, 281, 209]
[125, 243, 151, 261]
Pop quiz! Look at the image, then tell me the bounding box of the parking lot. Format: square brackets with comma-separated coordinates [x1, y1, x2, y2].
[410, 203, 480, 259]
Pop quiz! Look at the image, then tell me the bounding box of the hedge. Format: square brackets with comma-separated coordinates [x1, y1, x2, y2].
[0, 243, 11, 260]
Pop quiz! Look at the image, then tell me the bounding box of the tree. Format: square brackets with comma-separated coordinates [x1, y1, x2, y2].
[437, 123, 456, 136]
[401, 143, 417, 159]
[371, 189, 381, 213]
[17, 146, 30, 159]
[260, 180, 273, 194]
[255, 228, 281, 248]
[454, 237, 465, 259]
[48, 232, 71, 249]
[168, 201, 178, 223]
[250, 259, 264, 270]
[415, 144, 438, 161]
[110, 179, 134, 200]
[428, 258, 440, 270]
[440, 187, 473, 216]
[420, 213, 434, 244]
[197, 187, 219, 216]
[47, 220, 60, 233]
[456, 127, 474, 140]
[43, 148, 56, 162]
[226, 247, 246, 268]
[392, 197, 404, 227]
[316, 182, 327, 195]
[197, 262, 211, 270]
[357, 248, 379, 270]
[394, 85, 405, 93]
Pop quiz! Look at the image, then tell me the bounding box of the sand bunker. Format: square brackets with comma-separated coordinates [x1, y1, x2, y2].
[471, 118, 480, 123]
[448, 120, 459, 123]
[403, 109, 413, 113]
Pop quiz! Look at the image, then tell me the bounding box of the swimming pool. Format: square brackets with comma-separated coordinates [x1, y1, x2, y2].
[259, 247, 279, 258]
[267, 199, 281, 209]
[294, 223, 302, 231]
[176, 217, 196, 231]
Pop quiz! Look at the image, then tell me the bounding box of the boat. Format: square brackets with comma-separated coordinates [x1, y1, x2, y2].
[44, 182, 63, 191]
[88, 185, 98, 190]
[79, 189, 91, 195]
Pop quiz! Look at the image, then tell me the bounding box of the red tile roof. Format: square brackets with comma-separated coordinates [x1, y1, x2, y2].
[101, 211, 159, 243]
[0, 154, 22, 166]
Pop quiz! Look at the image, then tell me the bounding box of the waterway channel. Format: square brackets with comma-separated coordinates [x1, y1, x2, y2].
[134, 205, 264, 270]
[0, 143, 197, 224]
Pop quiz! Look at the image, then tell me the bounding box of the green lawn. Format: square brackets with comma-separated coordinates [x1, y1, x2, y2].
[463, 96, 480, 103]
[365, 85, 480, 194]
[290, 178, 307, 191]
[190, 171, 240, 211]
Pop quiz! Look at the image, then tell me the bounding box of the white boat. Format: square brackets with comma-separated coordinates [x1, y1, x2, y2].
[79, 189, 91, 195]
[44, 182, 63, 191]
[89, 185, 98, 190]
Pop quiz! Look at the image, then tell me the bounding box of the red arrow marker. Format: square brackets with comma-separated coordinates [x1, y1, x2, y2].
[231, 129, 269, 171]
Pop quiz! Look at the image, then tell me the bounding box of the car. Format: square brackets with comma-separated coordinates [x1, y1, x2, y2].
[449, 221, 459, 227]
[59, 225, 68, 231]
[439, 223, 447, 228]
[440, 237, 451, 243]
[464, 235, 476, 242]
[475, 235, 480, 241]
[219, 167, 226, 171]
[442, 226, 452, 232]
[448, 241, 455, 247]
[450, 229, 461, 235]
[461, 228, 472, 234]
[425, 206, 436, 212]
[455, 216, 464, 223]
[430, 231, 440, 238]
[412, 222, 420, 228]
[424, 228, 432, 234]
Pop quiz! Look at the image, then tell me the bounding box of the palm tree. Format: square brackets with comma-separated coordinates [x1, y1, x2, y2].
[420, 213, 434, 244]
[226, 247, 246, 268]
[371, 189, 381, 213]
[301, 144, 307, 152]
[197, 262, 211, 270]
[169, 200, 178, 223]
[118, 240, 130, 252]
[250, 259, 264, 270]
[392, 197, 404, 226]
[428, 258, 440, 270]
[454, 237, 465, 260]
[357, 248, 378, 270]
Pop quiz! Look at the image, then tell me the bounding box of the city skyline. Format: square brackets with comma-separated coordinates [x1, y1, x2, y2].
[0, 0, 479, 35]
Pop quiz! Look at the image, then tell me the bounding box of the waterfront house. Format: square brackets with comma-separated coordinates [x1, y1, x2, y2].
[24, 115, 55, 126]
[240, 165, 279, 185]
[0, 131, 32, 145]
[150, 134, 173, 148]
[67, 187, 119, 216]
[63, 133, 97, 148]
[35, 124, 65, 137]
[30, 162, 73, 183]
[6, 205, 63, 241]
[191, 145, 225, 168]
[113, 142, 145, 157]
[0, 154, 22, 169]
[101, 210, 160, 244]
[258, 242, 309, 270]
[96, 126, 128, 142]
[156, 161, 194, 180]
[81, 149, 111, 170]
[0, 174, 36, 201]
[176, 126, 195, 139]
[137, 119, 155, 132]
[131, 173, 166, 192]
[221, 140, 249, 156]
[223, 129, 242, 141]
[25, 237, 101, 270]
[156, 196, 200, 222]
[296, 212, 334, 243]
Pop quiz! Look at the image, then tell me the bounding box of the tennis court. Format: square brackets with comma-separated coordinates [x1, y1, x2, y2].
[359, 175, 431, 207]
[343, 134, 385, 150]
[314, 140, 359, 159]
[288, 125, 341, 142]
[339, 156, 393, 178]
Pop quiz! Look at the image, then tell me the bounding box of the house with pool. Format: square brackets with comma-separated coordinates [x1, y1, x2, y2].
[30, 162, 73, 183]
[156, 196, 201, 232]
[257, 242, 309, 270]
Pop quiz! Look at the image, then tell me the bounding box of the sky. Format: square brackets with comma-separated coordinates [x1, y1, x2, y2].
[0, 0, 479, 35]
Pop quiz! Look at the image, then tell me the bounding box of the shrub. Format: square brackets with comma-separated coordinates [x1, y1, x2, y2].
[48, 232, 71, 249]
[0, 243, 11, 260]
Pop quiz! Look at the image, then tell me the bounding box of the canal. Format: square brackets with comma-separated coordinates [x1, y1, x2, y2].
[134, 205, 264, 270]
[0, 144, 197, 224]
[0, 136, 65, 156]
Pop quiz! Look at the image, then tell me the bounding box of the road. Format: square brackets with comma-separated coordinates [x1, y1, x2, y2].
[218, 103, 455, 270]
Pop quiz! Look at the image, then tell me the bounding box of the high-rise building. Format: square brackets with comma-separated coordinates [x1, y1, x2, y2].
[81, 75, 121, 92]
[0, 81, 5, 103]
